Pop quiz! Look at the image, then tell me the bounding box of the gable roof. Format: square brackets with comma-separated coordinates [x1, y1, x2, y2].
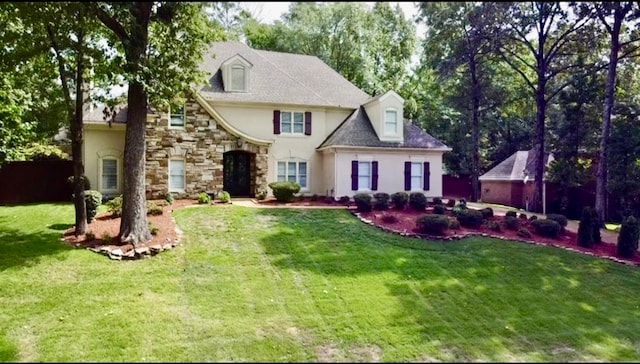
[198, 41, 371, 109]
[317, 107, 450, 150]
[479, 150, 554, 181]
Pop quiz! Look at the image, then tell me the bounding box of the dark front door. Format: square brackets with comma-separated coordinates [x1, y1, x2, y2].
[223, 151, 251, 197]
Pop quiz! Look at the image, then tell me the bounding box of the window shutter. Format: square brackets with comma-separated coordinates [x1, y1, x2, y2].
[404, 162, 411, 191]
[273, 110, 281, 134]
[351, 161, 358, 190]
[371, 161, 378, 191]
[423, 162, 430, 191]
[304, 111, 312, 135]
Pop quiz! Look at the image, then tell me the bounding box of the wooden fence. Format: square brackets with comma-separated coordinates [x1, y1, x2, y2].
[0, 160, 73, 205]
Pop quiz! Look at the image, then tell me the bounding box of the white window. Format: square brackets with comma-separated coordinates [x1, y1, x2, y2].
[277, 161, 307, 188]
[100, 157, 119, 192]
[358, 161, 371, 190]
[410, 162, 423, 190]
[170, 106, 185, 127]
[169, 159, 185, 191]
[385, 108, 398, 135]
[231, 65, 245, 91]
[281, 111, 304, 134]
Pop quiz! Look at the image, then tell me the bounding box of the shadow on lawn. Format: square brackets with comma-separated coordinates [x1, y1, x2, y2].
[254, 207, 640, 361]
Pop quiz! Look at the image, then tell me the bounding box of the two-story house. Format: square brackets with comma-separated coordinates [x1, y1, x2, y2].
[83, 41, 451, 199]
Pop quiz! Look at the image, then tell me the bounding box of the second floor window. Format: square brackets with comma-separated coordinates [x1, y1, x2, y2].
[385, 108, 397, 135]
[281, 111, 304, 134]
[170, 106, 185, 127]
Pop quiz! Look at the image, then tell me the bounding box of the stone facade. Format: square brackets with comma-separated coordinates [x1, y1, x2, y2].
[145, 99, 269, 199]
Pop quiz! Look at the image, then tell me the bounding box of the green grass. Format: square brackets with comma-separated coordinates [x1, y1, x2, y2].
[2, 203, 640, 361]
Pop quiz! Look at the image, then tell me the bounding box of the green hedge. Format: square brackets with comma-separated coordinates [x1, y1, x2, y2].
[268, 181, 301, 202]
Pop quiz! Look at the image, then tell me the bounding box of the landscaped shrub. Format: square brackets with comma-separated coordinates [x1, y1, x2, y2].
[197, 192, 211, 204]
[165, 193, 174, 205]
[106, 195, 123, 217]
[432, 197, 443, 206]
[373, 192, 390, 210]
[531, 218, 561, 238]
[338, 195, 351, 204]
[455, 209, 484, 228]
[353, 193, 372, 212]
[256, 190, 267, 201]
[218, 191, 231, 203]
[84, 190, 103, 223]
[506, 210, 518, 218]
[452, 202, 468, 215]
[268, 181, 301, 202]
[485, 220, 501, 232]
[517, 227, 532, 238]
[479, 207, 494, 219]
[503, 216, 521, 231]
[448, 217, 461, 230]
[381, 213, 399, 223]
[519, 213, 528, 219]
[617, 215, 639, 258]
[433, 204, 446, 215]
[67, 174, 91, 190]
[446, 198, 456, 207]
[546, 213, 568, 233]
[147, 203, 163, 216]
[529, 215, 538, 221]
[391, 192, 408, 210]
[416, 214, 450, 235]
[409, 192, 428, 211]
[578, 207, 599, 248]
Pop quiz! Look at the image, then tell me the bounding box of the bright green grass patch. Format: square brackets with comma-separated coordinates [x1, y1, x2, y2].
[2, 204, 640, 362]
[605, 223, 621, 232]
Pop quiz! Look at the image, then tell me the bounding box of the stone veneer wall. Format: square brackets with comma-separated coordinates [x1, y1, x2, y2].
[145, 99, 269, 199]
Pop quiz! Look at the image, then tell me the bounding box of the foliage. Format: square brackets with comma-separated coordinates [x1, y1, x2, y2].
[391, 192, 408, 210]
[546, 213, 568, 228]
[84, 190, 103, 223]
[506, 210, 518, 218]
[147, 204, 164, 216]
[255, 190, 267, 201]
[455, 209, 484, 228]
[218, 191, 231, 203]
[381, 213, 398, 224]
[165, 193, 174, 205]
[503, 216, 521, 231]
[446, 198, 456, 207]
[106, 195, 123, 217]
[338, 196, 350, 204]
[480, 207, 494, 219]
[448, 216, 461, 230]
[268, 181, 301, 202]
[578, 207, 600, 248]
[529, 215, 538, 221]
[353, 192, 372, 212]
[617, 215, 640, 258]
[452, 201, 468, 215]
[531, 219, 562, 238]
[519, 213, 528, 219]
[197, 192, 211, 204]
[416, 214, 450, 235]
[432, 197, 443, 205]
[485, 220, 502, 232]
[67, 175, 91, 190]
[372, 192, 390, 211]
[409, 192, 428, 212]
[433, 204, 446, 215]
[517, 227, 532, 238]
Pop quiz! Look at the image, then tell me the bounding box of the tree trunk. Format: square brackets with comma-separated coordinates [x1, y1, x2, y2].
[72, 31, 87, 235]
[469, 56, 481, 202]
[532, 79, 547, 214]
[596, 6, 623, 227]
[118, 80, 151, 245]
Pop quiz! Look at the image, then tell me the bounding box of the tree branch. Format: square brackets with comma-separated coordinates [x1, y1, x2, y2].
[88, 3, 130, 43]
[46, 25, 73, 112]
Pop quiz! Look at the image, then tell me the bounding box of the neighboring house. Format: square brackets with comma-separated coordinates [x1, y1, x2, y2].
[479, 149, 555, 212]
[83, 41, 451, 200]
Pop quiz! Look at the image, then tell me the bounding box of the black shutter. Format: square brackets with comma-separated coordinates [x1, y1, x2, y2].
[351, 161, 358, 190]
[371, 161, 378, 191]
[423, 162, 430, 191]
[304, 111, 312, 135]
[273, 110, 281, 134]
[404, 162, 411, 191]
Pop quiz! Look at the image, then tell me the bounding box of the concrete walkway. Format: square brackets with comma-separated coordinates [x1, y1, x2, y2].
[465, 201, 619, 245]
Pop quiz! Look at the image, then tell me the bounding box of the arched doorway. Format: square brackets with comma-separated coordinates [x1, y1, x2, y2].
[223, 150, 254, 197]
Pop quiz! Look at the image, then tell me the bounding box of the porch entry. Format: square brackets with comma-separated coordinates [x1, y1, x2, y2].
[223, 150, 254, 197]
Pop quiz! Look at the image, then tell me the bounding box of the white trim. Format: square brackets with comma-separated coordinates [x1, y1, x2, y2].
[279, 110, 306, 135]
[98, 156, 121, 194]
[275, 159, 309, 191]
[168, 158, 186, 193]
[169, 105, 186, 129]
[384, 107, 398, 136]
[317, 145, 452, 152]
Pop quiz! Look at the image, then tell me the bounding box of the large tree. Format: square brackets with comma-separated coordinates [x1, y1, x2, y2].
[87, 2, 221, 245]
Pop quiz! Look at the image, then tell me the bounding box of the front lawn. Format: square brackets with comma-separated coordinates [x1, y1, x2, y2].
[1, 203, 640, 361]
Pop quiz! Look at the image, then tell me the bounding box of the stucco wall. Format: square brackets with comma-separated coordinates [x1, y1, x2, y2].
[82, 124, 126, 196]
[333, 149, 445, 198]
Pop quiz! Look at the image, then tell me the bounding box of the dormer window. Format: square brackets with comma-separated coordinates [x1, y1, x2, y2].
[384, 108, 398, 135]
[221, 54, 252, 93]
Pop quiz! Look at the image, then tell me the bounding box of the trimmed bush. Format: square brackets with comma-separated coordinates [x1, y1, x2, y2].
[409, 192, 428, 211]
[452, 202, 468, 215]
[416, 214, 450, 235]
[165, 193, 174, 205]
[218, 191, 231, 203]
[391, 192, 409, 210]
[503, 216, 521, 231]
[432, 197, 443, 206]
[546, 213, 568, 233]
[433, 204, 446, 215]
[268, 181, 301, 202]
[505, 210, 518, 218]
[531, 219, 561, 238]
[577, 207, 599, 248]
[256, 190, 267, 200]
[479, 207, 494, 219]
[485, 220, 501, 232]
[338, 196, 351, 204]
[353, 193, 372, 212]
[456, 209, 484, 228]
[517, 227, 532, 238]
[373, 192, 390, 211]
[529, 215, 538, 221]
[84, 190, 103, 223]
[446, 198, 456, 207]
[106, 195, 123, 217]
[197, 192, 211, 204]
[448, 217, 461, 230]
[617, 215, 639, 258]
[147, 203, 164, 216]
[519, 213, 528, 219]
[67, 175, 91, 190]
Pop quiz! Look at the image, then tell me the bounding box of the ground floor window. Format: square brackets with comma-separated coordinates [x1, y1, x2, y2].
[169, 159, 185, 191]
[277, 161, 307, 188]
[100, 157, 119, 192]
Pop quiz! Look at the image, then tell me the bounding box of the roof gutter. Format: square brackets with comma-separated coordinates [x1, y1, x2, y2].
[317, 145, 452, 152]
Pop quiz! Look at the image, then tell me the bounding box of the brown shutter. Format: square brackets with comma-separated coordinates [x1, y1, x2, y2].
[273, 110, 281, 134]
[371, 161, 378, 191]
[404, 162, 411, 191]
[423, 162, 430, 191]
[304, 111, 312, 135]
[351, 161, 358, 190]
